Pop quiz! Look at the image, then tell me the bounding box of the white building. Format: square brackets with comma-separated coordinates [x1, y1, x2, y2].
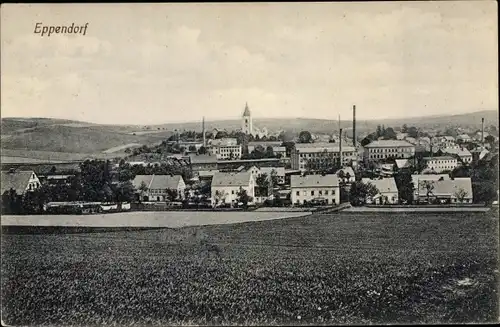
[363, 140, 415, 164]
[336, 167, 356, 183]
[132, 174, 186, 202]
[211, 172, 255, 207]
[1, 170, 41, 195]
[411, 174, 450, 200]
[422, 156, 459, 173]
[362, 177, 399, 204]
[291, 143, 357, 172]
[291, 174, 340, 206]
[209, 138, 242, 160]
[416, 177, 473, 204]
[443, 147, 473, 164]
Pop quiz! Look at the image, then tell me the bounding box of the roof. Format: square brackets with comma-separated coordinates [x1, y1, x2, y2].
[457, 134, 471, 139]
[198, 170, 219, 177]
[243, 102, 251, 117]
[248, 141, 282, 147]
[411, 174, 450, 189]
[442, 136, 455, 141]
[132, 175, 183, 190]
[444, 147, 472, 157]
[1, 170, 35, 194]
[188, 154, 217, 164]
[212, 172, 253, 187]
[294, 143, 356, 153]
[362, 178, 398, 194]
[364, 140, 414, 148]
[417, 178, 473, 197]
[395, 159, 412, 169]
[291, 174, 339, 188]
[273, 146, 286, 152]
[210, 138, 238, 147]
[422, 156, 457, 161]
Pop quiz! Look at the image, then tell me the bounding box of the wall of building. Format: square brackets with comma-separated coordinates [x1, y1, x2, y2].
[291, 186, 340, 205]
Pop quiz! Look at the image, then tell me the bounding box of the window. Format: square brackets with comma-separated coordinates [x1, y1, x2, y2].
[296, 191, 300, 196]
[232, 190, 235, 195]
[311, 191, 315, 196]
[319, 190, 323, 196]
[332, 189, 336, 195]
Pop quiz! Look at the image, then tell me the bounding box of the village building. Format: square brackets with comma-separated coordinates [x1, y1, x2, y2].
[456, 134, 472, 143]
[361, 177, 399, 204]
[336, 167, 355, 184]
[188, 154, 218, 172]
[443, 147, 473, 164]
[290, 174, 340, 206]
[211, 171, 255, 207]
[470, 147, 490, 162]
[421, 156, 459, 173]
[259, 166, 286, 185]
[132, 174, 186, 202]
[291, 143, 357, 172]
[1, 169, 41, 195]
[411, 174, 451, 200]
[416, 177, 473, 204]
[208, 138, 242, 160]
[363, 140, 415, 164]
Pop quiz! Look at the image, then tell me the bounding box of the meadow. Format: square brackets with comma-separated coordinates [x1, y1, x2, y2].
[1, 212, 498, 325]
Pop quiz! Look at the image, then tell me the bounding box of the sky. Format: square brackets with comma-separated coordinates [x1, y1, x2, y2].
[1, 2, 498, 125]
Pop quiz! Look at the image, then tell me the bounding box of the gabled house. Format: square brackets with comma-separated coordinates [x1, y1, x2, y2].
[291, 174, 340, 206]
[1, 169, 41, 195]
[211, 172, 255, 207]
[361, 177, 399, 204]
[416, 177, 473, 204]
[132, 174, 186, 202]
[443, 147, 473, 164]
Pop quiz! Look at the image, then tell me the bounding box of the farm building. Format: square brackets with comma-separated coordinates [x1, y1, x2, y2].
[362, 177, 399, 205]
[416, 177, 473, 204]
[211, 172, 255, 207]
[291, 174, 340, 206]
[132, 174, 186, 202]
[1, 169, 41, 195]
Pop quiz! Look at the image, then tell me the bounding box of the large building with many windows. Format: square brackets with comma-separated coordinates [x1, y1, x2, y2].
[291, 174, 340, 206]
[363, 140, 415, 164]
[421, 156, 458, 173]
[291, 143, 357, 172]
[209, 138, 242, 160]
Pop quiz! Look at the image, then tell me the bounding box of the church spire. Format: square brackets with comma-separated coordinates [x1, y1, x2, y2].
[243, 102, 251, 117]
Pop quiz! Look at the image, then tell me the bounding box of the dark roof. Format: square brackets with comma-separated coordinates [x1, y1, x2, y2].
[212, 172, 252, 187]
[242, 102, 251, 117]
[132, 175, 184, 190]
[1, 170, 36, 194]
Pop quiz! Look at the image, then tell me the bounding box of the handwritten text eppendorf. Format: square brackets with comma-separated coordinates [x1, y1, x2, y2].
[34, 23, 89, 37]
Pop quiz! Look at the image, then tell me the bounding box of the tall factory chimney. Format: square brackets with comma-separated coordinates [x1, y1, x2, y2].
[352, 105, 356, 148]
[202, 116, 206, 147]
[481, 117, 485, 145]
[339, 128, 343, 168]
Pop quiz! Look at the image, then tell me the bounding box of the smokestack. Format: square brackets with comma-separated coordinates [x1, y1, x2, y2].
[481, 117, 485, 145]
[339, 128, 343, 168]
[202, 116, 206, 147]
[352, 105, 356, 148]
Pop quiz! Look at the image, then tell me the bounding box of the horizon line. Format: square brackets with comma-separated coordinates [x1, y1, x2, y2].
[1, 108, 497, 126]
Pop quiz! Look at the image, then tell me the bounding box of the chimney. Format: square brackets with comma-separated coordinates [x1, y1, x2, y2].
[352, 105, 356, 148]
[339, 128, 343, 168]
[481, 117, 485, 145]
[202, 116, 206, 147]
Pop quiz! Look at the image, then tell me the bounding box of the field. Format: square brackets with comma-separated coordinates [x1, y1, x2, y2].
[1, 212, 498, 325]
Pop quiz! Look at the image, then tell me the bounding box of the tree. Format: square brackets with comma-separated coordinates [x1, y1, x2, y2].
[401, 124, 408, 133]
[255, 173, 270, 197]
[383, 127, 397, 140]
[188, 145, 197, 152]
[281, 141, 295, 157]
[395, 171, 414, 204]
[454, 187, 468, 203]
[265, 146, 275, 158]
[166, 189, 179, 202]
[349, 181, 379, 206]
[298, 131, 312, 143]
[213, 190, 227, 207]
[485, 135, 495, 144]
[236, 187, 251, 208]
[337, 170, 346, 185]
[198, 146, 207, 155]
[419, 180, 435, 204]
[360, 137, 372, 147]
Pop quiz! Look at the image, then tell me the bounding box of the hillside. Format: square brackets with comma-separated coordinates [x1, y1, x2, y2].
[0, 125, 169, 154]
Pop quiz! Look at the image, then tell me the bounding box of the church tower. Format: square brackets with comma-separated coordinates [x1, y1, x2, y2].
[242, 102, 253, 135]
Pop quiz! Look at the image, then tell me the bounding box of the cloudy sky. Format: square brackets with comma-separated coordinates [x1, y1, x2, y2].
[1, 2, 497, 125]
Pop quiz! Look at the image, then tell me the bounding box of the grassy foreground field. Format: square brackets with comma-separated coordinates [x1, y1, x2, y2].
[2, 212, 498, 325]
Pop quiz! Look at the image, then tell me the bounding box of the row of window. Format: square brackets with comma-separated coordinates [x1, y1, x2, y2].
[368, 148, 413, 153]
[427, 160, 457, 164]
[295, 189, 336, 196]
[298, 152, 355, 158]
[368, 154, 409, 159]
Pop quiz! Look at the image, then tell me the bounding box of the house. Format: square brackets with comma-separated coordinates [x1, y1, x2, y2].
[188, 154, 218, 172]
[470, 147, 490, 162]
[416, 177, 473, 204]
[197, 169, 219, 181]
[211, 172, 255, 207]
[247, 166, 260, 180]
[290, 174, 340, 206]
[132, 174, 186, 202]
[361, 177, 399, 204]
[421, 156, 458, 173]
[443, 147, 473, 164]
[411, 174, 450, 200]
[1, 169, 41, 195]
[291, 143, 357, 172]
[209, 138, 242, 160]
[438, 136, 456, 148]
[363, 140, 415, 164]
[45, 174, 75, 186]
